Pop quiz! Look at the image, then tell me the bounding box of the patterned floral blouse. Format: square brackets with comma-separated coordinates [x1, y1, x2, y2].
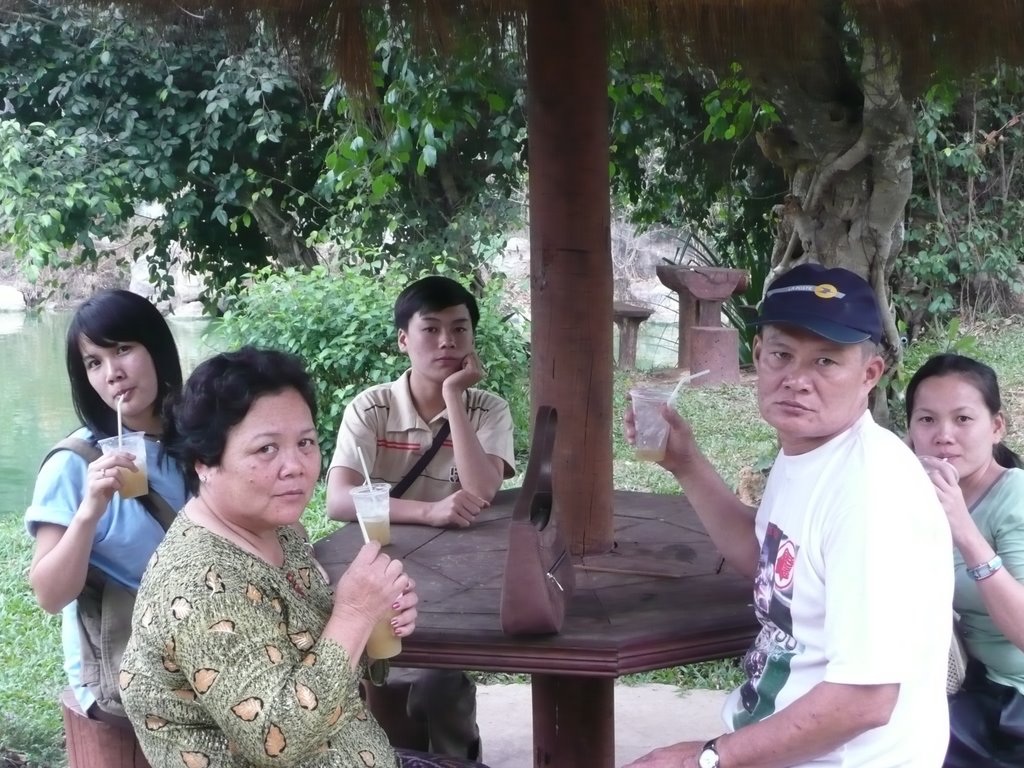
[120, 515, 398, 768]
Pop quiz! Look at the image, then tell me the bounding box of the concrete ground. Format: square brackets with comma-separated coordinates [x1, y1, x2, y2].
[476, 683, 728, 768]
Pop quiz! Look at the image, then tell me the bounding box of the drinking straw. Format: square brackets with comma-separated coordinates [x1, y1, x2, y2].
[116, 395, 124, 448]
[354, 447, 373, 543]
[356, 514, 371, 544]
[356, 447, 372, 488]
[668, 369, 710, 408]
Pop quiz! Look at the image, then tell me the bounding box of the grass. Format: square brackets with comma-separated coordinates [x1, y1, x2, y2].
[0, 514, 66, 768]
[5, 315, 1023, 765]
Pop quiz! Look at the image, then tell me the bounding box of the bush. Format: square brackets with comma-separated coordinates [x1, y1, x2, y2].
[898, 67, 1024, 336]
[213, 264, 532, 466]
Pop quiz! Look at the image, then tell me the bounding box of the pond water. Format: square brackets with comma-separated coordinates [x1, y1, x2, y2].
[0, 311, 678, 520]
[0, 312, 217, 519]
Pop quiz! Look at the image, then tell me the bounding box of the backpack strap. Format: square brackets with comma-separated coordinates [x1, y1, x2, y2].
[40, 437, 102, 470]
[42, 436, 177, 532]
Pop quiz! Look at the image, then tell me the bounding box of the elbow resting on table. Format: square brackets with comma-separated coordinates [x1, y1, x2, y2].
[325, 469, 359, 522]
[325, 501, 355, 523]
[461, 478, 501, 504]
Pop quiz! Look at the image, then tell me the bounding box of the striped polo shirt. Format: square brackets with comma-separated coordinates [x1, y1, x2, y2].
[330, 370, 515, 502]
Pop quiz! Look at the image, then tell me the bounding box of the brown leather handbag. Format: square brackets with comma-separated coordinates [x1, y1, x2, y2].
[500, 405, 575, 635]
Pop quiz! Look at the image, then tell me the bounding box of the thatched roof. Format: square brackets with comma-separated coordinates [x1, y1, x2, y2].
[93, 0, 1024, 93]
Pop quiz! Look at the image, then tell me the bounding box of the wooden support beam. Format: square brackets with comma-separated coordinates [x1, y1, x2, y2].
[527, 0, 613, 556]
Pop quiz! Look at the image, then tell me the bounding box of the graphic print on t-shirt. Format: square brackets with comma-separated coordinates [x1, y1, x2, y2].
[735, 521, 801, 729]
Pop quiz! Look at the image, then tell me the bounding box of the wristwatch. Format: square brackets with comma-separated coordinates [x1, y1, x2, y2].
[698, 738, 721, 768]
[967, 554, 1003, 581]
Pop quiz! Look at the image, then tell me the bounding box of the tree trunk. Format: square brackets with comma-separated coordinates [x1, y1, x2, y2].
[249, 197, 320, 270]
[749, 37, 914, 367]
[747, 34, 914, 424]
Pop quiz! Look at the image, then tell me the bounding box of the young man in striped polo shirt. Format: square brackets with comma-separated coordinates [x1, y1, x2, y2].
[326, 275, 515, 761]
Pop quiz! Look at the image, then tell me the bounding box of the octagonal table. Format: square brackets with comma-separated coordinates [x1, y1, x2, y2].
[314, 488, 757, 768]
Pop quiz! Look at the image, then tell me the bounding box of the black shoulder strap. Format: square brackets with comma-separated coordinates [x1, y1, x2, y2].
[42, 436, 177, 532]
[391, 419, 451, 499]
[137, 487, 177, 532]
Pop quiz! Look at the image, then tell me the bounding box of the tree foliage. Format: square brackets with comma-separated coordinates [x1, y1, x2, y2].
[0, 2, 529, 302]
[317, 18, 527, 278]
[898, 65, 1024, 337]
[607, 48, 788, 361]
[0, 1, 332, 298]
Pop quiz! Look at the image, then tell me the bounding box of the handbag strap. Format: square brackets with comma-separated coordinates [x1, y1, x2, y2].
[390, 420, 451, 499]
[511, 405, 557, 525]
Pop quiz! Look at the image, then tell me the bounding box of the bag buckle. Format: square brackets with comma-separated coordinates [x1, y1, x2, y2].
[546, 549, 568, 592]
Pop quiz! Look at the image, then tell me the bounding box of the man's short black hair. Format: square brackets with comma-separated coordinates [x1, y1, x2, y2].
[394, 276, 479, 331]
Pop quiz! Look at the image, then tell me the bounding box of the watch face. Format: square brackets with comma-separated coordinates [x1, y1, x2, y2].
[698, 747, 719, 768]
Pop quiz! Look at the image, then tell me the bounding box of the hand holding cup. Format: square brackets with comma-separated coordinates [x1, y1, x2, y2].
[97, 431, 149, 499]
[333, 542, 411, 658]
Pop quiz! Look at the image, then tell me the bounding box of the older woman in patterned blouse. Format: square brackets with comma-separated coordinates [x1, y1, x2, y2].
[120, 346, 487, 768]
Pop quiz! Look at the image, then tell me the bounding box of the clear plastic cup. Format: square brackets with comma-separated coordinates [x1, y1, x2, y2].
[350, 482, 392, 546]
[629, 389, 671, 462]
[349, 482, 401, 659]
[366, 611, 402, 659]
[97, 431, 148, 499]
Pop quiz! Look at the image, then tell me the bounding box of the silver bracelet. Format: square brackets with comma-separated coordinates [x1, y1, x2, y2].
[967, 555, 1003, 581]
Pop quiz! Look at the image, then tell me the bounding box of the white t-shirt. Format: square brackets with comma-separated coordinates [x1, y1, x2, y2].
[723, 411, 953, 767]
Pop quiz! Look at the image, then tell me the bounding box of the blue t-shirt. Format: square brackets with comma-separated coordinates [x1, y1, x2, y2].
[24, 427, 189, 711]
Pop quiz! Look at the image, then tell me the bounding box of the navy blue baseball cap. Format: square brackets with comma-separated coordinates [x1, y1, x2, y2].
[752, 263, 883, 344]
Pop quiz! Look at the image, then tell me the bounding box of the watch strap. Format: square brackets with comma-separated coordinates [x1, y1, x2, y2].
[967, 554, 1003, 581]
[699, 737, 721, 768]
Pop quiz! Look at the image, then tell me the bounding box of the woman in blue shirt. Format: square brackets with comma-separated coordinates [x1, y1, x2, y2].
[24, 289, 188, 732]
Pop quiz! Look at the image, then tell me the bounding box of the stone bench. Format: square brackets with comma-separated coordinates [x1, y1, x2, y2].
[612, 301, 654, 370]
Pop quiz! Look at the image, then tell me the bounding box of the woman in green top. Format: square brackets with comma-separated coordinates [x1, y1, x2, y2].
[907, 353, 1024, 767]
[120, 346, 488, 768]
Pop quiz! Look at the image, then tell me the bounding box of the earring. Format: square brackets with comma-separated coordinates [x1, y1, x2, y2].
[199, 474, 208, 484]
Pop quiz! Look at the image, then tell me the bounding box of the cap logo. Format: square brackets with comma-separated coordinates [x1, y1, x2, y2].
[765, 283, 846, 300]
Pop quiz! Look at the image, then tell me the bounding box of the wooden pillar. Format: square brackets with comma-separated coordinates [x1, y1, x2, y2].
[527, 0, 613, 556]
[532, 675, 615, 768]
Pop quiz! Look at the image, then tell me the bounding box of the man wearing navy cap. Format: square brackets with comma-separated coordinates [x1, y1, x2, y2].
[624, 263, 953, 768]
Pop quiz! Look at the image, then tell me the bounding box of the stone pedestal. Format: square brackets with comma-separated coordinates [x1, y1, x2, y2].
[655, 266, 748, 383]
[690, 327, 741, 386]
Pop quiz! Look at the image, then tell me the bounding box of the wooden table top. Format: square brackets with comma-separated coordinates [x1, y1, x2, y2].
[314, 488, 758, 678]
